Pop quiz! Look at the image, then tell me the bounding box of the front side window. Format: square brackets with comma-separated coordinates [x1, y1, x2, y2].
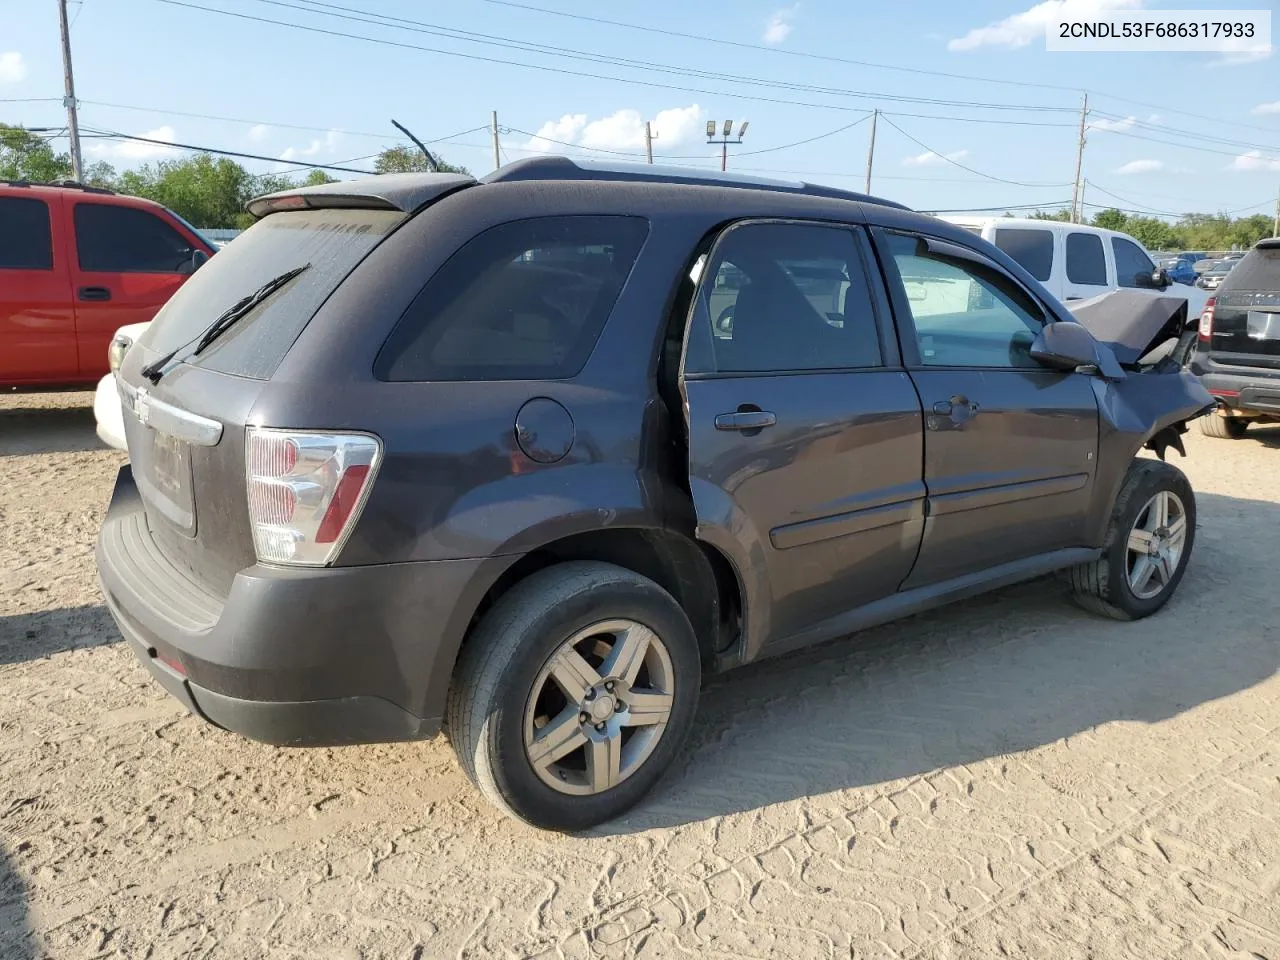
[691, 222, 882, 374]
[883, 232, 1043, 369]
[377, 216, 649, 382]
[993, 227, 1054, 282]
[0, 197, 53, 270]
[1112, 237, 1154, 288]
[75, 203, 195, 273]
[1066, 232, 1107, 285]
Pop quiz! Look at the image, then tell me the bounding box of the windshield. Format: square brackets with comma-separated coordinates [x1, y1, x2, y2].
[137, 208, 402, 380]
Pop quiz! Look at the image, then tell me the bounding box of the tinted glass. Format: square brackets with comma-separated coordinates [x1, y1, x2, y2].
[138, 208, 402, 380]
[1066, 232, 1107, 285]
[0, 197, 53, 270]
[993, 228, 1053, 281]
[693, 223, 882, 374]
[74, 203, 194, 273]
[378, 216, 648, 382]
[1112, 237, 1154, 288]
[885, 232, 1043, 368]
[1219, 245, 1280, 293]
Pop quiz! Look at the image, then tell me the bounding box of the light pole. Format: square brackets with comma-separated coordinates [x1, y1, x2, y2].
[706, 120, 748, 172]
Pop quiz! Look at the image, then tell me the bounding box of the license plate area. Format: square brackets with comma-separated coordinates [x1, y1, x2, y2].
[1246, 310, 1280, 342]
[132, 425, 197, 536]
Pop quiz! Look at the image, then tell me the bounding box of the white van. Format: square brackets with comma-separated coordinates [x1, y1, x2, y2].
[939, 217, 1208, 360]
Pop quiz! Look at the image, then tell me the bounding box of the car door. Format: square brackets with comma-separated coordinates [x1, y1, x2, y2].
[1061, 230, 1112, 302]
[680, 219, 925, 659]
[66, 201, 199, 379]
[873, 228, 1099, 588]
[0, 192, 77, 385]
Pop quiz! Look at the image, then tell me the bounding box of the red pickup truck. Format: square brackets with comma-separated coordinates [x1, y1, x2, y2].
[1, 181, 215, 390]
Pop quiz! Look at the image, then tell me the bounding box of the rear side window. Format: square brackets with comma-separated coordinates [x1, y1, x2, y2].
[1220, 244, 1280, 293]
[1066, 232, 1107, 285]
[74, 203, 194, 273]
[993, 228, 1053, 282]
[377, 216, 648, 382]
[1112, 237, 1154, 288]
[0, 197, 53, 270]
[139, 208, 403, 380]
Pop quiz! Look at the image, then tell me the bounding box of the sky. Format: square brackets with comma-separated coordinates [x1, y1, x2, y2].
[2, 0, 1278, 221]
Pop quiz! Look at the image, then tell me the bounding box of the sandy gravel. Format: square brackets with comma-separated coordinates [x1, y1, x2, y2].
[1, 391, 1278, 960]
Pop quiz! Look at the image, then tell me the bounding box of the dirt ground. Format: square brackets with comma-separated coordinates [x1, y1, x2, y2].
[1, 391, 1278, 960]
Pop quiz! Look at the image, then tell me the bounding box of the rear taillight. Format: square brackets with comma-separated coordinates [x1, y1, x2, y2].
[246, 427, 381, 566]
[1198, 297, 1215, 341]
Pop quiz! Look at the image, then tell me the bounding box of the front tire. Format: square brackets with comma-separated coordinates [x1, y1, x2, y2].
[1068, 459, 1195, 621]
[1199, 413, 1248, 439]
[446, 562, 700, 831]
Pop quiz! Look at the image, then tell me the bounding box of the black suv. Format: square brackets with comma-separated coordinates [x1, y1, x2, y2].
[1190, 237, 1280, 438]
[97, 158, 1212, 830]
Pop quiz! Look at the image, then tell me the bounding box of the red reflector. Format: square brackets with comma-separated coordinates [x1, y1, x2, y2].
[1209, 388, 1239, 398]
[156, 653, 186, 676]
[316, 464, 370, 543]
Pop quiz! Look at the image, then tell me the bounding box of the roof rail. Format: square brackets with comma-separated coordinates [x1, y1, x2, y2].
[1, 179, 116, 195]
[483, 156, 910, 210]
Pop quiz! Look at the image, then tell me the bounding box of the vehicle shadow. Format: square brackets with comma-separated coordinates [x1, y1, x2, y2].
[0, 844, 33, 960]
[603, 490, 1280, 834]
[1245, 422, 1280, 448]
[0, 399, 110, 458]
[0, 605, 119, 667]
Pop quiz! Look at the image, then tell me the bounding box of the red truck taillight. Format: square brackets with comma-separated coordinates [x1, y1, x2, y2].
[245, 427, 381, 566]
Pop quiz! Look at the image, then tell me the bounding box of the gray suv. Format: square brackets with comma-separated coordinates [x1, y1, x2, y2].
[96, 158, 1213, 830]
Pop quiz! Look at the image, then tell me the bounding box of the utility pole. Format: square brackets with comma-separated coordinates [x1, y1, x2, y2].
[1274, 183, 1279, 237]
[1070, 92, 1089, 224]
[491, 110, 501, 172]
[57, 0, 84, 182]
[644, 121, 657, 164]
[864, 108, 878, 194]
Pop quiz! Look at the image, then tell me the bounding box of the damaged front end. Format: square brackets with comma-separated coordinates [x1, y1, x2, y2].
[1045, 290, 1215, 544]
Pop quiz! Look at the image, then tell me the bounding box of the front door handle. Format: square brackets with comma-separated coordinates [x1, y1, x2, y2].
[715, 410, 777, 431]
[929, 396, 980, 429]
[78, 286, 112, 302]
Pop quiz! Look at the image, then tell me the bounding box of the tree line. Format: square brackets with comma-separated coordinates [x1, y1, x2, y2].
[1, 124, 468, 229]
[1027, 205, 1274, 252]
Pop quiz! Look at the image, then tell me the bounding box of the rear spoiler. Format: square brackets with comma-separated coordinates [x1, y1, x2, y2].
[247, 172, 475, 219]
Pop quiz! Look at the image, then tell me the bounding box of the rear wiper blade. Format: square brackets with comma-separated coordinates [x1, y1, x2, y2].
[140, 264, 311, 384]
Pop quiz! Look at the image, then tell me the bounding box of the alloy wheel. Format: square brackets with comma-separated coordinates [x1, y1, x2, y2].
[1125, 490, 1188, 600]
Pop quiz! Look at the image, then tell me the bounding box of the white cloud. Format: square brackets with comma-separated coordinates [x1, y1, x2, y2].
[1208, 48, 1272, 68]
[247, 124, 272, 144]
[948, 0, 1143, 51]
[903, 148, 969, 167]
[1088, 115, 1136, 133]
[763, 4, 799, 44]
[1146, 113, 1162, 124]
[521, 104, 704, 154]
[1115, 159, 1163, 175]
[0, 52, 26, 83]
[1228, 150, 1280, 173]
[86, 126, 180, 161]
[1251, 100, 1280, 115]
[280, 129, 341, 161]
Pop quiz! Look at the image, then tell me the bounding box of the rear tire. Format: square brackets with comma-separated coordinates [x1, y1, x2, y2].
[446, 562, 700, 831]
[1068, 459, 1195, 621]
[1199, 413, 1248, 439]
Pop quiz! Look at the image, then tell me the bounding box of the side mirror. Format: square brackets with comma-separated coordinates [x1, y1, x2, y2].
[1153, 267, 1170, 288]
[192, 249, 210, 272]
[1030, 321, 1100, 373]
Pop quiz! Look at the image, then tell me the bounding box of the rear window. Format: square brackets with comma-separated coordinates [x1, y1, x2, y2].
[1219, 244, 1280, 293]
[0, 196, 53, 270]
[138, 208, 402, 380]
[993, 228, 1053, 281]
[376, 215, 648, 382]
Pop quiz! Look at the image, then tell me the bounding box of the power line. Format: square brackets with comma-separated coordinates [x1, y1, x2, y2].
[1090, 110, 1280, 155]
[923, 201, 1074, 213]
[1103, 127, 1280, 163]
[79, 128, 376, 173]
[1087, 181, 1278, 218]
[0, 98, 62, 104]
[878, 115, 1069, 188]
[884, 110, 1075, 128]
[151, 0, 1076, 118]
[264, 0, 1074, 113]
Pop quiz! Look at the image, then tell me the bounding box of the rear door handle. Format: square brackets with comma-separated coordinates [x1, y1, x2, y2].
[714, 410, 777, 431]
[78, 286, 112, 302]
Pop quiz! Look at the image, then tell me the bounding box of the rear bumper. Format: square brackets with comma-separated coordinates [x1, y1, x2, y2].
[96, 465, 509, 747]
[1196, 367, 1280, 417]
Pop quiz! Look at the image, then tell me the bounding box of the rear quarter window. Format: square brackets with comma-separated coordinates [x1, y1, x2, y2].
[0, 196, 53, 270]
[376, 216, 649, 382]
[993, 228, 1053, 282]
